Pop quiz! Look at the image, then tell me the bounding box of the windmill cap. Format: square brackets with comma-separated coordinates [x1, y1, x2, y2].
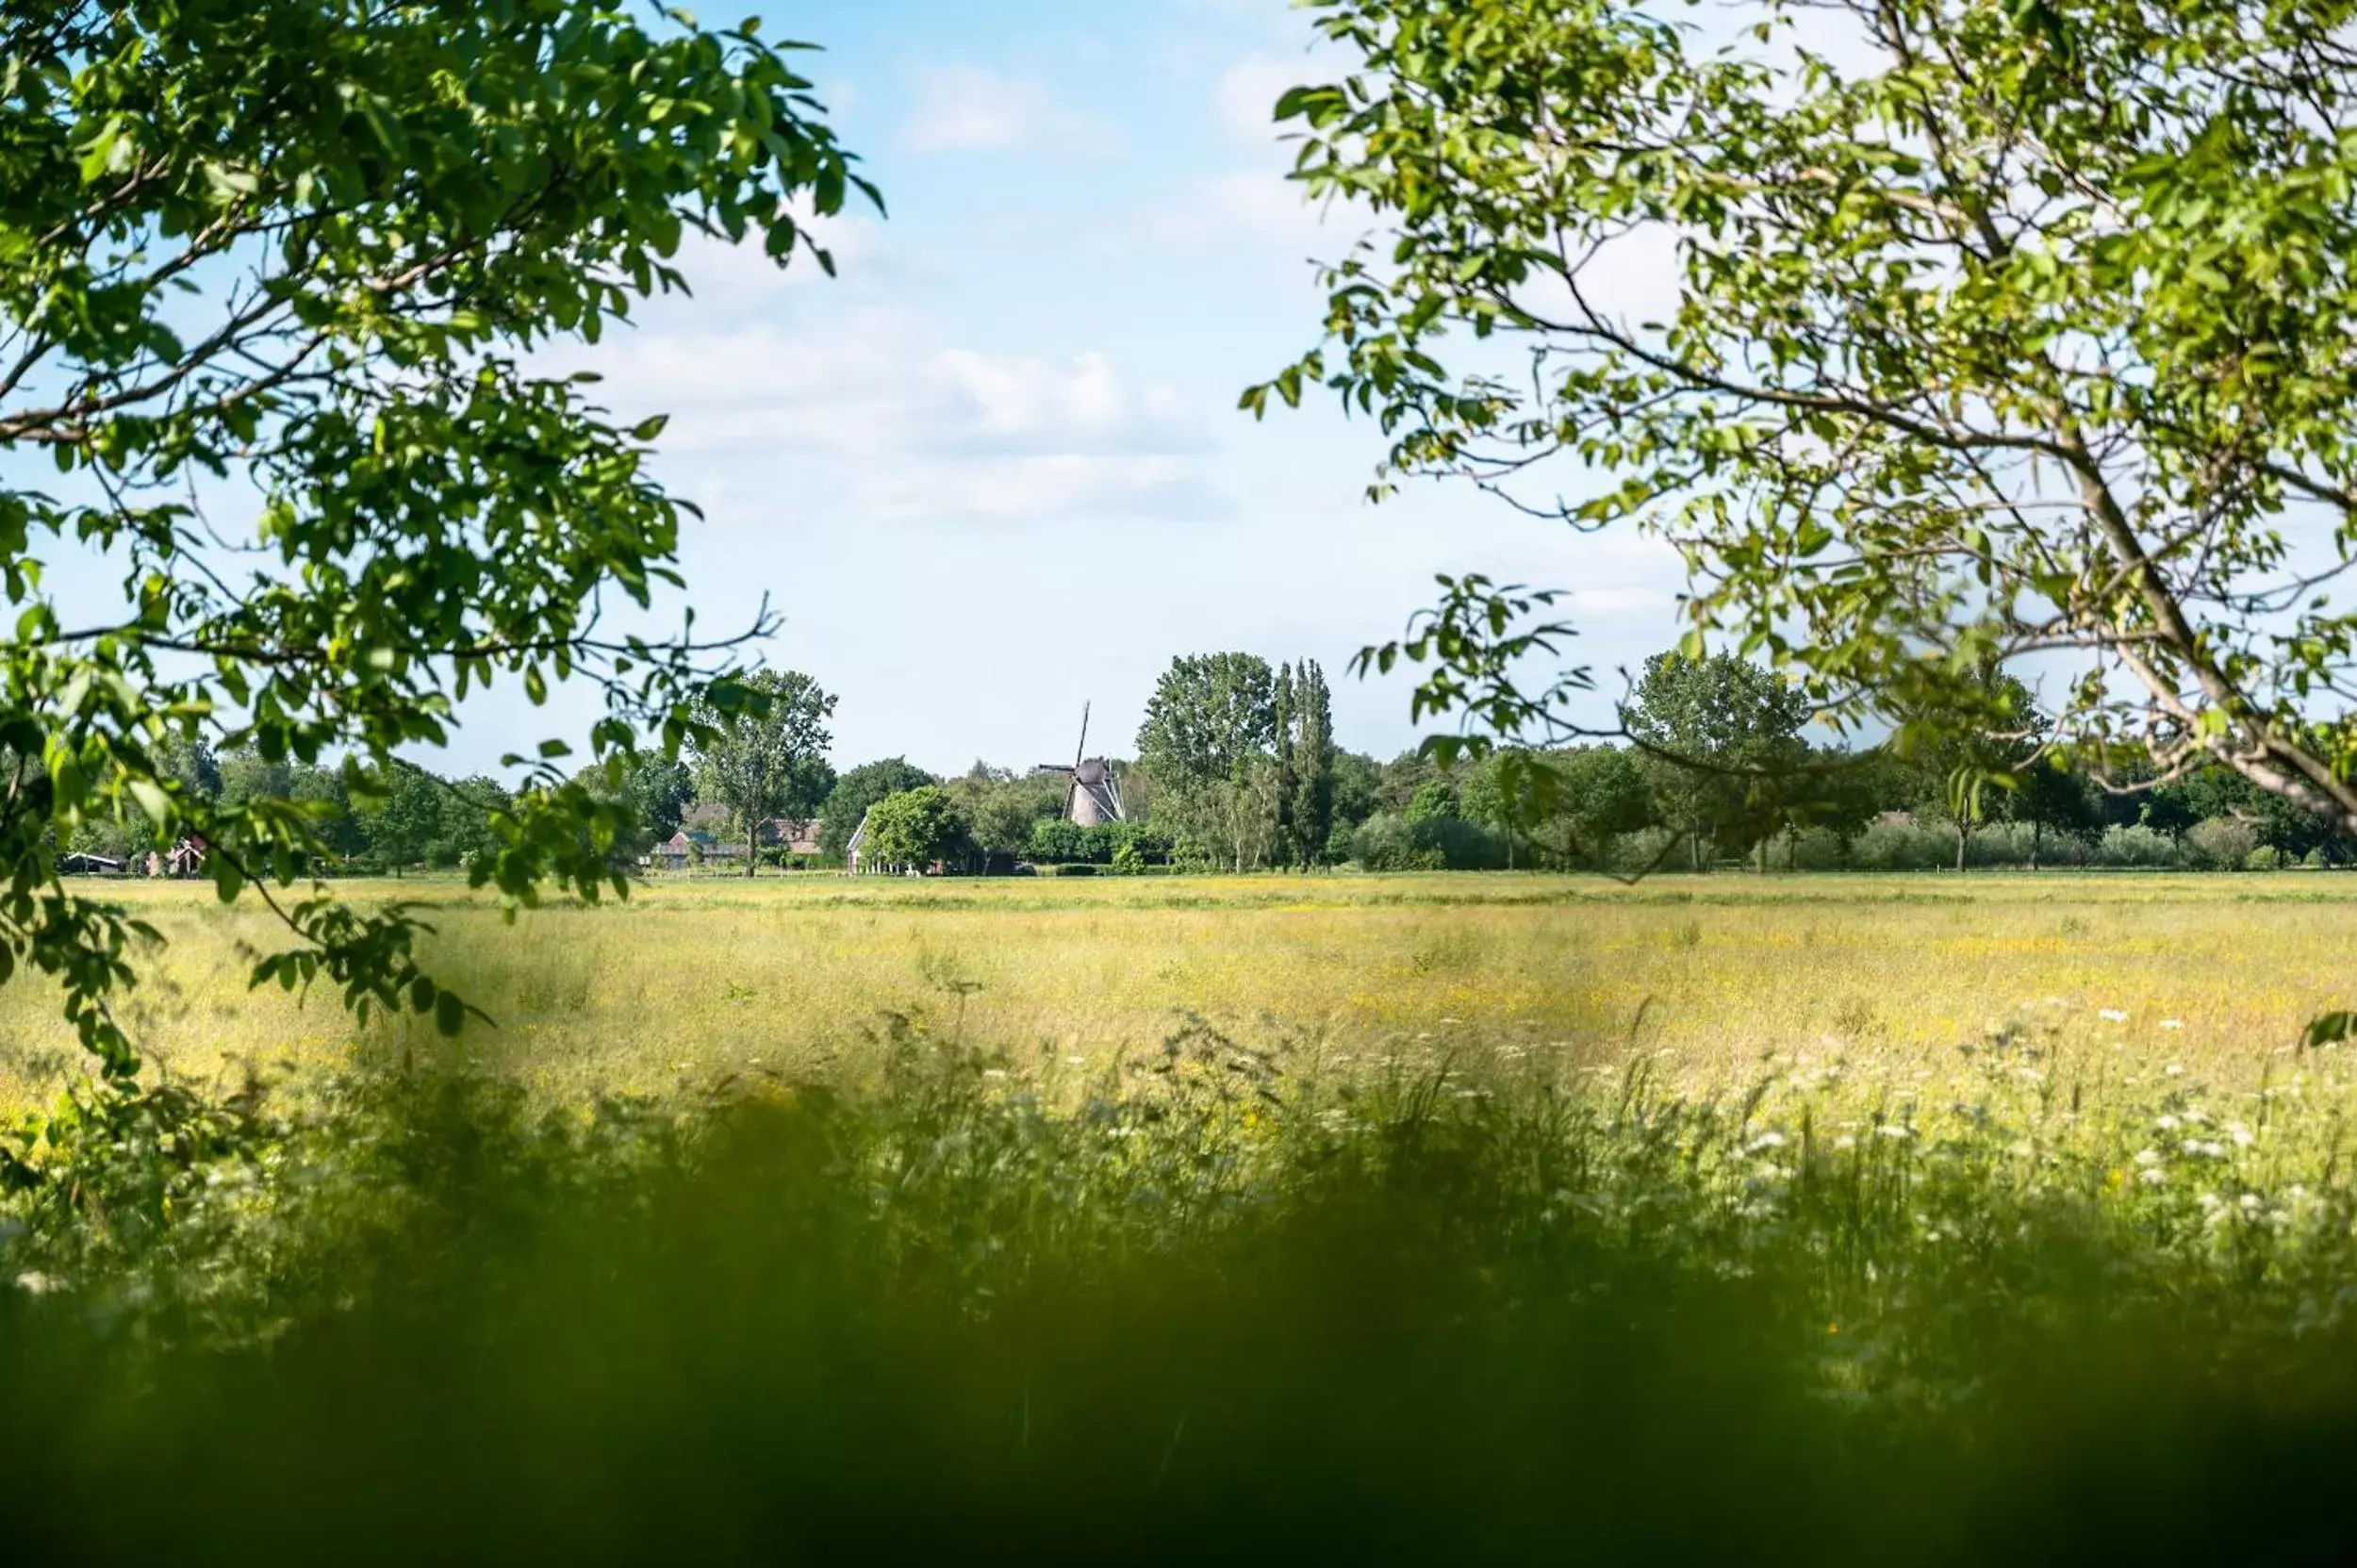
[1075, 758, 1109, 784]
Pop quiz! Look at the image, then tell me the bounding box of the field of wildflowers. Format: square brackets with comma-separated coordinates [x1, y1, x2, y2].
[4, 870, 2356, 1560]
[2, 870, 2346, 1106]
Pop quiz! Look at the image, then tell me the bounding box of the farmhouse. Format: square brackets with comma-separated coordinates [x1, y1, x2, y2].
[651, 815, 821, 870]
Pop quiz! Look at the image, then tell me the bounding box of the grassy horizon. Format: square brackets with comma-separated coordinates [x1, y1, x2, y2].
[3, 869, 2349, 1111]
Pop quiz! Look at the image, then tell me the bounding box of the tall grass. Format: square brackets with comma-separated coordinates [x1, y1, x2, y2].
[1, 872, 2349, 1108]
[8, 1006, 2357, 1561]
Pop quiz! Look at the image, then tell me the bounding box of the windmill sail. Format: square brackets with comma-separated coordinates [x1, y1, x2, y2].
[1037, 702, 1125, 825]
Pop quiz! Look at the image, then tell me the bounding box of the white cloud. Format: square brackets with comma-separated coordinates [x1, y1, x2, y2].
[1215, 52, 1303, 142]
[900, 64, 1100, 153]
[542, 301, 1220, 524]
[1146, 168, 1344, 257]
[656, 205, 893, 303]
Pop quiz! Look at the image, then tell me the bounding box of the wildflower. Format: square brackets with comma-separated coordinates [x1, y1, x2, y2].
[1747, 1131, 1788, 1154]
[2155, 1114, 2181, 1132]
[2165, 1064, 2184, 1078]
[12, 1272, 58, 1296]
[982, 1069, 1008, 1080]
[1874, 1123, 1913, 1141]
[1065, 1056, 1086, 1066]
[2160, 1018, 2184, 1031]
[2099, 1008, 2129, 1023]
[2139, 1167, 2167, 1187]
[2134, 1147, 2162, 1166]
[2230, 1123, 2255, 1148]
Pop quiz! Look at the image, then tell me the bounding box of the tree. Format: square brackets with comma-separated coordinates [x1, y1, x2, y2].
[861, 786, 969, 873]
[1255, 0, 2357, 851]
[1894, 668, 2046, 872]
[428, 776, 513, 871]
[949, 764, 1065, 872]
[625, 757, 696, 850]
[2019, 762, 2105, 870]
[1404, 777, 1461, 825]
[819, 759, 937, 863]
[1274, 660, 1337, 868]
[687, 671, 836, 879]
[290, 764, 365, 868]
[0, 3, 868, 1071]
[218, 752, 295, 813]
[1137, 654, 1282, 872]
[1624, 653, 1810, 872]
[357, 763, 446, 877]
[1535, 747, 1655, 869]
[1139, 655, 1278, 789]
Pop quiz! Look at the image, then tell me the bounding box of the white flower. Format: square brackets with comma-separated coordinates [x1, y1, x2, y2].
[2155, 1114, 2181, 1132]
[1065, 1056, 1086, 1066]
[12, 1272, 58, 1296]
[1874, 1123, 1914, 1141]
[2239, 1193, 2264, 1213]
[2159, 1018, 2184, 1031]
[2230, 1123, 2255, 1147]
[2100, 1008, 2130, 1023]
[1747, 1131, 1788, 1154]
[2165, 1064, 2185, 1078]
[2134, 1147, 2162, 1166]
[2139, 1167, 2167, 1186]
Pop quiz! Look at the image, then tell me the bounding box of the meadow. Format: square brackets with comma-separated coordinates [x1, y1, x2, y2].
[10, 869, 2357, 1562]
[8, 869, 2349, 1108]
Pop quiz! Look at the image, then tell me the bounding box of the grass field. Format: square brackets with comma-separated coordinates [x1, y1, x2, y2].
[12, 869, 2357, 1560]
[8, 869, 2351, 1108]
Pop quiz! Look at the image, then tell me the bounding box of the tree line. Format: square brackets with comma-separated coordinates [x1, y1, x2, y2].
[85, 646, 2347, 881]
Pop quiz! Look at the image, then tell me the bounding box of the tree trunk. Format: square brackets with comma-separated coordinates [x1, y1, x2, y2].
[746, 825, 757, 878]
[2031, 821, 2043, 872]
[1954, 812, 1970, 873]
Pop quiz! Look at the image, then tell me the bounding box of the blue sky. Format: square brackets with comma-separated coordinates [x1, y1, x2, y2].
[506, 0, 1687, 774]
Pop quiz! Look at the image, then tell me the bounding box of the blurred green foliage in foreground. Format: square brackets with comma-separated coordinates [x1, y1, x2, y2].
[5, 1018, 2357, 1563]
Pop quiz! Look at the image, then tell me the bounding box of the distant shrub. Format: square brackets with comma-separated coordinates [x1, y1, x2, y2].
[2249, 846, 2287, 871]
[1027, 820, 1170, 868]
[1350, 813, 1505, 871]
[1607, 826, 1684, 875]
[2184, 817, 2259, 871]
[1967, 821, 2036, 868]
[2092, 824, 2182, 868]
[1852, 817, 1950, 871]
[1351, 813, 1442, 872]
[1786, 827, 1852, 871]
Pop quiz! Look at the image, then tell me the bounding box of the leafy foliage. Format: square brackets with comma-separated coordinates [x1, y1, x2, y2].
[686, 670, 836, 876]
[1255, 0, 2357, 840]
[11, 1028, 2357, 1558]
[0, 0, 870, 1070]
[816, 758, 937, 862]
[860, 785, 970, 871]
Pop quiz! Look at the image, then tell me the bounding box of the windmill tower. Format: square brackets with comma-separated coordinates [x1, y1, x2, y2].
[1037, 702, 1125, 825]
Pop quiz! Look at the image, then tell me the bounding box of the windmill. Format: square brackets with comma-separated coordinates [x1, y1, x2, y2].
[1037, 701, 1125, 825]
